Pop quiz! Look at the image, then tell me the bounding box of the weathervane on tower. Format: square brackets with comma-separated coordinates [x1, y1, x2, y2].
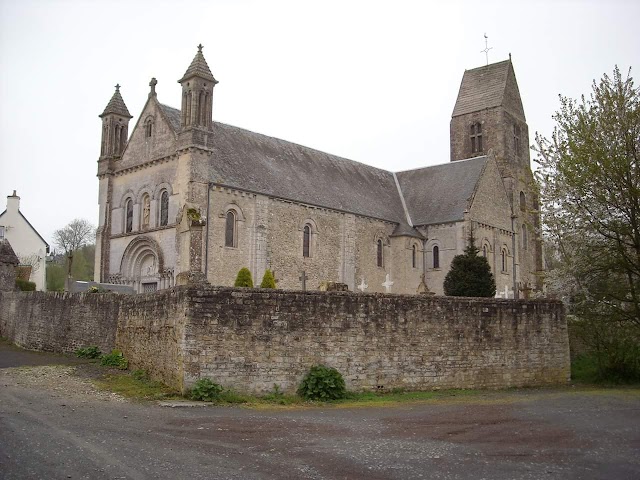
[481, 33, 492, 65]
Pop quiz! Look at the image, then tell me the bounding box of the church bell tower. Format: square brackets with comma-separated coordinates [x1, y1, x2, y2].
[450, 58, 544, 291]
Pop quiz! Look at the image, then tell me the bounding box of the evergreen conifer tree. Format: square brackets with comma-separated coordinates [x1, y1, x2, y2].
[443, 234, 496, 297]
[260, 269, 276, 288]
[234, 267, 253, 287]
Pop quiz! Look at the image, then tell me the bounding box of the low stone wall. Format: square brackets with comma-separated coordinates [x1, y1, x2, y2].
[0, 286, 570, 394]
[173, 287, 569, 393]
[0, 291, 119, 355]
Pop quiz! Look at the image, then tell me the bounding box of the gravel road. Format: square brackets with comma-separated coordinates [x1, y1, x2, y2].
[1, 342, 639, 480]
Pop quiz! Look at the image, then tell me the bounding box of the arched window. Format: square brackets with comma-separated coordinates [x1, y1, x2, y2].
[522, 224, 528, 251]
[520, 191, 526, 212]
[225, 211, 236, 247]
[120, 126, 127, 152]
[377, 239, 384, 268]
[186, 91, 192, 125]
[470, 122, 483, 154]
[412, 244, 417, 268]
[145, 118, 153, 138]
[482, 245, 488, 258]
[513, 124, 521, 156]
[433, 245, 440, 269]
[303, 225, 311, 257]
[141, 194, 151, 229]
[125, 199, 133, 233]
[159, 191, 169, 227]
[114, 124, 121, 154]
[501, 249, 508, 272]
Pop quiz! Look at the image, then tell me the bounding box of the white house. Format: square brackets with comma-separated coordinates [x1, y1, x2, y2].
[0, 191, 49, 290]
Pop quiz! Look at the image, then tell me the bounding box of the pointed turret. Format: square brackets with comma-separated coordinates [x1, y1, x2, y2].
[99, 84, 132, 158]
[178, 44, 218, 84]
[178, 44, 218, 130]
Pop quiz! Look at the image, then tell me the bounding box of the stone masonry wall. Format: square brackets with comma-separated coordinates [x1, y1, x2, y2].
[0, 291, 119, 354]
[179, 287, 569, 394]
[0, 287, 570, 395]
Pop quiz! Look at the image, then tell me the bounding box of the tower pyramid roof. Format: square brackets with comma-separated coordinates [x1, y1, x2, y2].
[100, 85, 132, 118]
[178, 44, 218, 84]
[451, 59, 525, 121]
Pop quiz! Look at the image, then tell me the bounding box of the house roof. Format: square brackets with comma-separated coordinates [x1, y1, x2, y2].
[100, 85, 133, 118]
[0, 210, 50, 253]
[396, 156, 487, 226]
[452, 60, 518, 118]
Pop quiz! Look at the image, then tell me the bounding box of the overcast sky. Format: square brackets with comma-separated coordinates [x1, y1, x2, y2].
[0, 0, 638, 248]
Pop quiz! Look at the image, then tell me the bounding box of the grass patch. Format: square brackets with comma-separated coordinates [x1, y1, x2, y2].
[95, 369, 180, 401]
[571, 353, 640, 386]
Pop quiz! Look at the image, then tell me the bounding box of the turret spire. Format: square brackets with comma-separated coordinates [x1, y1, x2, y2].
[100, 84, 133, 119]
[99, 84, 132, 158]
[178, 44, 218, 130]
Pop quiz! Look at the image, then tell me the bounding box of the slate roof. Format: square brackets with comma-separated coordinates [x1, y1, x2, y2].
[100, 86, 132, 118]
[396, 157, 487, 226]
[0, 239, 19, 265]
[207, 122, 409, 224]
[159, 104, 181, 132]
[452, 60, 511, 117]
[157, 102, 485, 232]
[178, 46, 218, 84]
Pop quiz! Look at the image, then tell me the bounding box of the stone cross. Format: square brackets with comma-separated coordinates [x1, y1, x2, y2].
[357, 277, 368, 292]
[382, 274, 394, 293]
[299, 271, 308, 291]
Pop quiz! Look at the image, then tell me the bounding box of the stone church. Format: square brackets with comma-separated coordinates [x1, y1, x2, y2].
[94, 46, 543, 296]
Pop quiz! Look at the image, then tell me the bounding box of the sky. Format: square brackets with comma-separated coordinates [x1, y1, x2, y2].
[0, 0, 638, 248]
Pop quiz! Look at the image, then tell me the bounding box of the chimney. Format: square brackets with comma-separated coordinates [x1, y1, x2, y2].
[7, 190, 20, 212]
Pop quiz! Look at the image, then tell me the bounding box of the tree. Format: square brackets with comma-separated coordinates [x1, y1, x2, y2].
[234, 267, 253, 287]
[443, 235, 496, 297]
[260, 269, 276, 288]
[52, 218, 95, 288]
[534, 66, 640, 380]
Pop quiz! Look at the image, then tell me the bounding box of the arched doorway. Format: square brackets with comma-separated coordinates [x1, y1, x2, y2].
[119, 236, 173, 293]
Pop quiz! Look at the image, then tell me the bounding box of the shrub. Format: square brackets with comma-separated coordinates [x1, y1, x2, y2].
[297, 365, 347, 401]
[443, 235, 495, 297]
[15, 278, 36, 291]
[260, 269, 276, 288]
[75, 346, 102, 359]
[234, 267, 253, 287]
[100, 349, 128, 370]
[190, 378, 223, 402]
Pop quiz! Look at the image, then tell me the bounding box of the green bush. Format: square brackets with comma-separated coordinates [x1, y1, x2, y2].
[75, 346, 102, 359]
[15, 278, 36, 291]
[234, 267, 253, 287]
[443, 236, 495, 297]
[260, 269, 276, 288]
[100, 349, 128, 370]
[297, 365, 347, 401]
[190, 378, 223, 402]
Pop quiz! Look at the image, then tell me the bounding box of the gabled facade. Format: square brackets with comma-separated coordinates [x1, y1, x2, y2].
[95, 47, 541, 296]
[0, 191, 50, 290]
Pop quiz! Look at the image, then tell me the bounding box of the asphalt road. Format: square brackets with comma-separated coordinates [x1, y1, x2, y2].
[1, 344, 639, 480]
